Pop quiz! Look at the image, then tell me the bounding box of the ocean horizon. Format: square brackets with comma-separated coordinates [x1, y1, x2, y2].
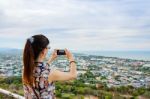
[78, 51, 150, 61]
[0, 48, 150, 61]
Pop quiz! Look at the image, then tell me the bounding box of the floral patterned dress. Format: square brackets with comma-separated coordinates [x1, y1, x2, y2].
[23, 62, 56, 99]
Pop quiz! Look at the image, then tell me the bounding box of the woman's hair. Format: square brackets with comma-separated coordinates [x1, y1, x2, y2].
[23, 34, 49, 85]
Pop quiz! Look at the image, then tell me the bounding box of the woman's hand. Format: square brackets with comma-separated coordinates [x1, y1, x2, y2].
[48, 49, 57, 63]
[65, 49, 74, 61]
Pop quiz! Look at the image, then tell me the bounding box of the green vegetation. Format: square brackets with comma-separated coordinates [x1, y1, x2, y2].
[0, 93, 15, 99]
[0, 70, 150, 99]
[0, 76, 24, 96]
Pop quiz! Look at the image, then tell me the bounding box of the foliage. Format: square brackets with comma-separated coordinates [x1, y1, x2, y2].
[0, 70, 150, 99]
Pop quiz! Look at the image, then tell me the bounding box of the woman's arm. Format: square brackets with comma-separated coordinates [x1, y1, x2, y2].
[47, 49, 57, 64]
[47, 49, 77, 82]
[48, 61, 77, 81]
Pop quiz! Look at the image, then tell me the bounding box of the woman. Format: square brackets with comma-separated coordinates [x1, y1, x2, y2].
[22, 34, 77, 99]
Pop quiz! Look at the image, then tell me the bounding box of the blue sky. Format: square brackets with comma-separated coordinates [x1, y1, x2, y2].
[0, 0, 150, 51]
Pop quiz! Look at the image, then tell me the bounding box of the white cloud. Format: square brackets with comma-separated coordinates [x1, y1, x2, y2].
[0, 0, 150, 51]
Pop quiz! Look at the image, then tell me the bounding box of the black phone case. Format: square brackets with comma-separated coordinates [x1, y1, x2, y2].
[57, 50, 66, 55]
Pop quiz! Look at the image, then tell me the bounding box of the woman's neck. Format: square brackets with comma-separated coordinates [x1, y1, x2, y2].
[36, 57, 44, 62]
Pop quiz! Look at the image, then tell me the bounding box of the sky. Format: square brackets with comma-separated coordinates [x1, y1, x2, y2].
[0, 0, 150, 51]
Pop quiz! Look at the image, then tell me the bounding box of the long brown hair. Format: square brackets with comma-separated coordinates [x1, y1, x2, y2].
[22, 34, 49, 86]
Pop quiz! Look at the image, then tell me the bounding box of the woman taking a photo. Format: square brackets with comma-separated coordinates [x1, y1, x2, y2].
[22, 34, 77, 99]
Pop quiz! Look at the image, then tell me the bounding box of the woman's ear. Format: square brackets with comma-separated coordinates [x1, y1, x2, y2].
[42, 48, 48, 55]
[41, 49, 45, 55]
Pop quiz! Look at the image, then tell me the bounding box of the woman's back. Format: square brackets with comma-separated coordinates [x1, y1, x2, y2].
[22, 35, 77, 99]
[23, 62, 55, 99]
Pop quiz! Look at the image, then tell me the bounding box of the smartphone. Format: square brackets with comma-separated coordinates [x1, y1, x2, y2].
[57, 50, 66, 55]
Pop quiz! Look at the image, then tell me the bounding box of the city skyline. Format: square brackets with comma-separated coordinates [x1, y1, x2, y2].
[0, 0, 150, 51]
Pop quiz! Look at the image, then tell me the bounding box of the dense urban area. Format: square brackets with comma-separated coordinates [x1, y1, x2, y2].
[0, 50, 150, 99]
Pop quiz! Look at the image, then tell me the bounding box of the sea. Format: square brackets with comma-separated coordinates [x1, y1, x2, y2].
[0, 48, 150, 61]
[80, 51, 150, 61]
